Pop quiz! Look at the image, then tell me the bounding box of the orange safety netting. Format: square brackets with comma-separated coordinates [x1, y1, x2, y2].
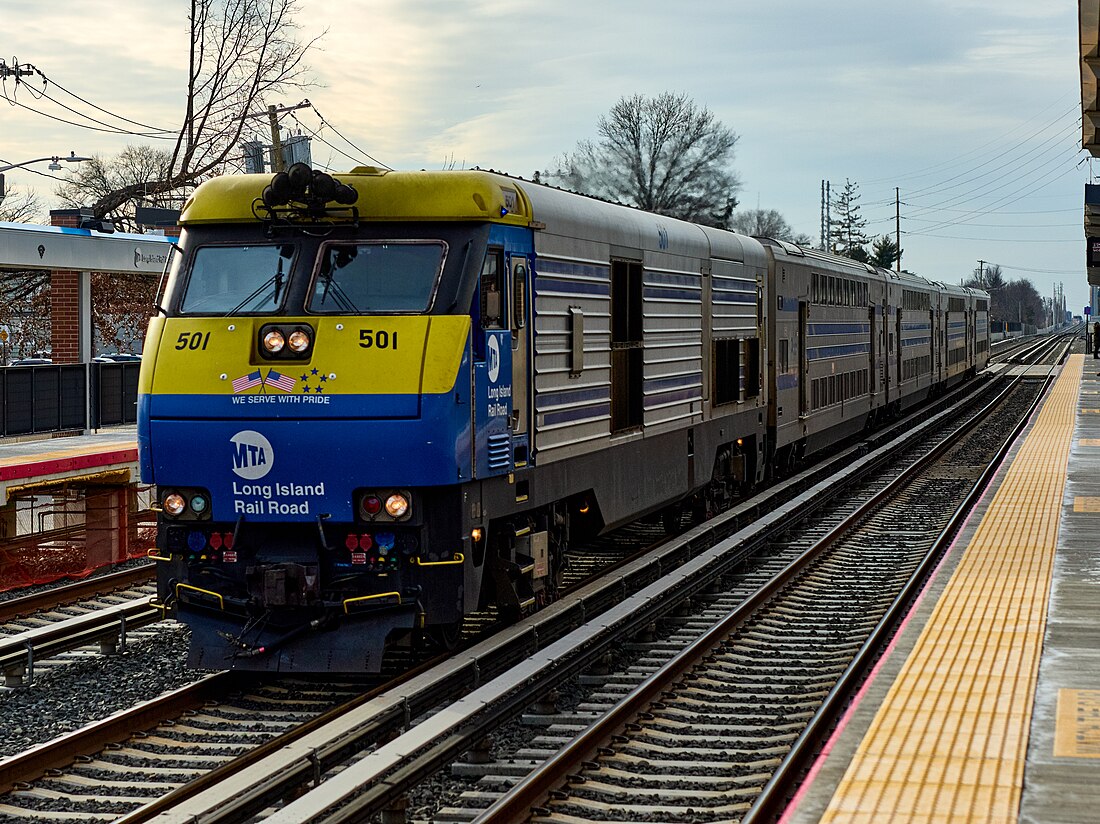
[0, 496, 156, 593]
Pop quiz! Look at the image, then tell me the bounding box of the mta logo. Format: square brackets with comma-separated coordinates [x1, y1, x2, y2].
[487, 334, 501, 382]
[657, 226, 669, 250]
[230, 430, 274, 480]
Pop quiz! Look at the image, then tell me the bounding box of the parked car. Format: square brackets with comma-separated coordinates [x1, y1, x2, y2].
[6, 357, 54, 366]
[96, 353, 142, 362]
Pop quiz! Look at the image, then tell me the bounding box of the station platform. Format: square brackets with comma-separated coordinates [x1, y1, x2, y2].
[0, 427, 138, 506]
[785, 353, 1098, 824]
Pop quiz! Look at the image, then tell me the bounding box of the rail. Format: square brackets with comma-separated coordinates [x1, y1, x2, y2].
[0, 563, 155, 622]
[0, 595, 161, 685]
[132, 374, 1017, 823]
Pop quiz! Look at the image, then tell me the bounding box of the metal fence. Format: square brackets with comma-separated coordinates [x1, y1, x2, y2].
[0, 362, 140, 437]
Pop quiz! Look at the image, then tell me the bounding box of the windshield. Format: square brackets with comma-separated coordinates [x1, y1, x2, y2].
[308, 241, 445, 313]
[179, 244, 295, 314]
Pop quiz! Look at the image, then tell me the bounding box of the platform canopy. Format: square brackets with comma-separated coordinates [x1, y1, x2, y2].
[1082, 1, 1100, 284]
[0, 221, 172, 274]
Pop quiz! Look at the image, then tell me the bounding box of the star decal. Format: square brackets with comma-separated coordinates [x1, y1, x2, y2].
[298, 365, 334, 396]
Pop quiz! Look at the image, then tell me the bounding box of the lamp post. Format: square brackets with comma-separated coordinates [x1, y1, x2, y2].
[0, 152, 92, 204]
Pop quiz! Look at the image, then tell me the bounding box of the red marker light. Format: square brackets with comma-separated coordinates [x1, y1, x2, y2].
[362, 495, 382, 516]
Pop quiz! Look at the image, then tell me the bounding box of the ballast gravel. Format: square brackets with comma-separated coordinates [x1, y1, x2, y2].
[0, 622, 203, 758]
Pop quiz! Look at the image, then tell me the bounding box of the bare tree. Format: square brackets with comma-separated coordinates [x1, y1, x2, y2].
[0, 184, 43, 223]
[729, 208, 814, 245]
[90, 0, 319, 217]
[1000, 278, 1044, 327]
[92, 272, 158, 353]
[55, 146, 174, 230]
[730, 208, 791, 238]
[550, 92, 741, 228]
[968, 262, 1005, 291]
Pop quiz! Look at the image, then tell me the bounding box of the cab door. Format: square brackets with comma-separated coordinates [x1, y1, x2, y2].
[509, 254, 531, 463]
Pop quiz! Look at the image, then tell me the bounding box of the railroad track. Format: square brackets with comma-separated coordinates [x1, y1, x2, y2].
[0, 565, 158, 688]
[0, 675, 363, 823]
[0, 365, 1047, 822]
[19, 370, 1019, 824]
[466, 378, 1046, 823]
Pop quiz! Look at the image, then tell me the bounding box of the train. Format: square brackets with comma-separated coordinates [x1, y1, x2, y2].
[137, 163, 989, 672]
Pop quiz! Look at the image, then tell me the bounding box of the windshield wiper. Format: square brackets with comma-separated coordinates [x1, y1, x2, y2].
[318, 271, 361, 313]
[224, 258, 285, 316]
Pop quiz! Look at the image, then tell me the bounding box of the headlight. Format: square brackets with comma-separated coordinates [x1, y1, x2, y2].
[163, 493, 186, 517]
[384, 493, 410, 519]
[263, 329, 286, 353]
[288, 328, 311, 352]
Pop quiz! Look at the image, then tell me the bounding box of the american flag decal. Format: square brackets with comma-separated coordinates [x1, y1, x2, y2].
[232, 370, 263, 393]
[265, 369, 297, 393]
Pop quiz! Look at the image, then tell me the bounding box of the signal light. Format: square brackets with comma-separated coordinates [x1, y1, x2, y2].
[189, 494, 209, 515]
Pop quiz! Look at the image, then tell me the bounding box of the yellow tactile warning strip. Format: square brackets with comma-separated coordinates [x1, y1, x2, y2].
[1054, 689, 1100, 758]
[1080, 438, 1100, 446]
[819, 355, 1082, 824]
[1073, 497, 1100, 512]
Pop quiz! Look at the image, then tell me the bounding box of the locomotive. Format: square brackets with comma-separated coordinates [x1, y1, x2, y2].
[138, 164, 989, 672]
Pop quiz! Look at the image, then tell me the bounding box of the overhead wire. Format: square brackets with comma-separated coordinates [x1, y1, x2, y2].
[309, 106, 391, 170]
[31, 70, 172, 133]
[860, 90, 1079, 186]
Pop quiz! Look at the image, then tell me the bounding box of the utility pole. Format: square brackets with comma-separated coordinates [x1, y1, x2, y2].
[0, 59, 35, 81]
[247, 101, 313, 172]
[268, 105, 284, 172]
[820, 180, 826, 251]
[895, 187, 901, 271]
[978, 259, 985, 288]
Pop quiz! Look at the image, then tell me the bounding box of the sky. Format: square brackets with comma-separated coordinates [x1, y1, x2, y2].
[0, 0, 1090, 311]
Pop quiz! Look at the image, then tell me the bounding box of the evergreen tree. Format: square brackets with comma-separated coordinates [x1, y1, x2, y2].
[828, 178, 869, 258]
[871, 235, 901, 269]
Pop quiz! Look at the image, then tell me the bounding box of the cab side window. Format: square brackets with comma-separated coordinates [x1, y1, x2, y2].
[480, 248, 504, 329]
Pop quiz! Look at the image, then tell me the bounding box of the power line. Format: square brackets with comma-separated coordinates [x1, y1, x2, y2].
[309, 105, 391, 170]
[34, 70, 172, 133]
[0, 90, 175, 137]
[860, 91, 1079, 186]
